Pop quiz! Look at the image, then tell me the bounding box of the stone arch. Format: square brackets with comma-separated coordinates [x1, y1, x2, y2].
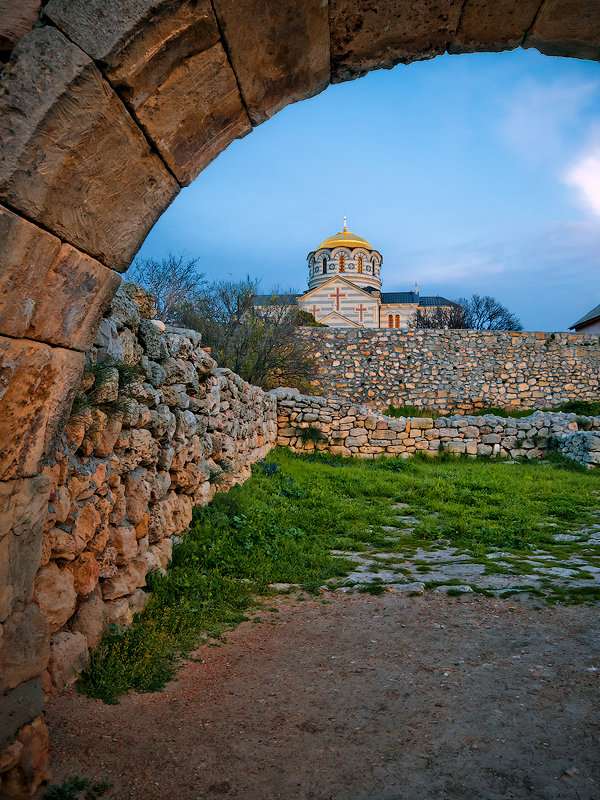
[0, 1, 599, 794]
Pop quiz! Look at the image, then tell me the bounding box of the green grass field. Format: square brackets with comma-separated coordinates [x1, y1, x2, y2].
[80, 448, 599, 703]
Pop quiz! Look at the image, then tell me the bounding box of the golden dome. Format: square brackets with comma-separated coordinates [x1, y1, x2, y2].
[316, 219, 373, 251]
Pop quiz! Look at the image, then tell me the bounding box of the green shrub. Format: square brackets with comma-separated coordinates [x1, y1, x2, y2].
[384, 405, 442, 419]
[554, 400, 600, 416]
[296, 425, 326, 443]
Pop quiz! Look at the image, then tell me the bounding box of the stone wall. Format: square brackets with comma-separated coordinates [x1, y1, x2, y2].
[0, 284, 276, 798]
[557, 431, 600, 469]
[274, 388, 600, 464]
[299, 328, 600, 412]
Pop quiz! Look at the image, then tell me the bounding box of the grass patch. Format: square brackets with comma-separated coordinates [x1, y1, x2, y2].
[470, 406, 537, 419]
[553, 400, 600, 416]
[81, 448, 600, 702]
[384, 405, 442, 419]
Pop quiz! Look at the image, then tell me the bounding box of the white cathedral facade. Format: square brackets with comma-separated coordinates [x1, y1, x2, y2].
[256, 221, 456, 329]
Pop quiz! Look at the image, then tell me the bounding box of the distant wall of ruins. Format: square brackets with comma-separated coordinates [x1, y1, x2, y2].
[298, 329, 600, 412]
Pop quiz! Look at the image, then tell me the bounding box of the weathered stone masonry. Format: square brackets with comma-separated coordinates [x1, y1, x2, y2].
[299, 328, 600, 412]
[0, 285, 276, 798]
[274, 388, 600, 467]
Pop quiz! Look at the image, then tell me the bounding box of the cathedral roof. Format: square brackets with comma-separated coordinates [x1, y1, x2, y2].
[380, 292, 458, 307]
[315, 218, 374, 251]
[316, 230, 373, 250]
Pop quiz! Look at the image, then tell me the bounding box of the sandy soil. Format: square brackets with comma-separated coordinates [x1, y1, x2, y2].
[41, 593, 600, 800]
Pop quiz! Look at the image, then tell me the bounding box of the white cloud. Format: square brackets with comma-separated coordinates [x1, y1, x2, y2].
[500, 78, 599, 161]
[564, 141, 600, 216]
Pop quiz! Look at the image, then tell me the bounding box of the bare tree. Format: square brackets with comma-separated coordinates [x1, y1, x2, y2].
[412, 304, 468, 329]
[127, 253, 206, 322]
[173, 280, 319, 391]
[413, 294, 522, 331]
[458, 294, 523, 331]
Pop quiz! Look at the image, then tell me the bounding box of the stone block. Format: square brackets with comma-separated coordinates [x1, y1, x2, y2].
[0, 714, 50, 799]
[0, 336, 84, 480]
[95, 318, 125, 361]
[445, 441, 466, 454]
[450, 0, 540, 53]
[45, 0, 219, 108]
[0, 476, 51, 622]
[33, 563, 77, 633]
[524, 0, 600, 60]
[0, 677, 44, 753]
[70, 586, 106, 649]
[329, 0, 463, 81]
[0, 205, 121, 350]
[0, 26, 179, 271]
[103, 597, 133, 628]
[0, 0, 40, 60]
[0, 604, 49, 693]
[212, 0, 330, 124]
[69, 552, 100, 597]
[48, 631, 88, 689]
[109, 525, 138, 565]
[481, 433, 501, 444]
[101, 562, 141, 600]
[136, 43, 251, 186]
[409, 418, 434, 429]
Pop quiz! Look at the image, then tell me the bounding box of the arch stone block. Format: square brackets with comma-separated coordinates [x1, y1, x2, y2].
[0, 478, 51, 623]
[329, 0, 464, 82]
[43, 0, 220, 110]
[212, 0, 330, 124]
[0, 337, 84, 481]
[0, 26, 179, 271]
[0, 205, 121, 350]
[524, 0, 600, 60]
[135, 43, 251, 186]
[450, 0, 542, 53]
[0, 0, 40, 61]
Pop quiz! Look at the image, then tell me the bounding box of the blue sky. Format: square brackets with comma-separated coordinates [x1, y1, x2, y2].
[135, 48, 600, 331]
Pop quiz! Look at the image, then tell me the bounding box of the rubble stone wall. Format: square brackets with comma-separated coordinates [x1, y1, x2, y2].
[274, 388, 600, 465]
[299, 328, 600, 412]
[0, 284, 276, 797]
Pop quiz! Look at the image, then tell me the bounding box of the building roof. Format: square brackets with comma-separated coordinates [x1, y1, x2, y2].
[570, 303, 600, 330]
[253, 294, 298, 306]
[380, 292, 457, 307]
[316, 229, 373, 250]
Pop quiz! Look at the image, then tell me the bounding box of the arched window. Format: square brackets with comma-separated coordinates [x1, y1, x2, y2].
[395, 314, 401, 329]
[339, 255, 345, 272]
[388, 314, 393, 328]
[357, 256, 363, 273]
[322, 256, 327, 274]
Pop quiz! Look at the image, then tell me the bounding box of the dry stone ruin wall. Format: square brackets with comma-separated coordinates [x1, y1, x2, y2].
[0, 283, 276, 798]
[299, 329, 600, 412]
[274, 389, 600, 466]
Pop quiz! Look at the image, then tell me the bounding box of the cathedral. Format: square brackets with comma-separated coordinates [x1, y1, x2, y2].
[256, 221, 456, 329]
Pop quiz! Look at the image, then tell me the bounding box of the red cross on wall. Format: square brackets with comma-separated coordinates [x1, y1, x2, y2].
[329, 287, 346, 311]
[309, 305, 320, 319]
[355, 304, 368, 323]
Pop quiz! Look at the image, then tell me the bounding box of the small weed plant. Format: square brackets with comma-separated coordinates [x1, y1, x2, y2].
[43, 776, 112, 800]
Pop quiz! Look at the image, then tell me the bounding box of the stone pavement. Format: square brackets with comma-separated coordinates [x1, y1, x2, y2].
[327, 503, 600, 602]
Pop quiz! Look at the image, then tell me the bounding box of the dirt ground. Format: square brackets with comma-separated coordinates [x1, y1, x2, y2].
[42, 593, 600, 800]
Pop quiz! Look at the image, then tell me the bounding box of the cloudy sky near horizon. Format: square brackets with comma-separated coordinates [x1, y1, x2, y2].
[136, 48, 600, 331]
